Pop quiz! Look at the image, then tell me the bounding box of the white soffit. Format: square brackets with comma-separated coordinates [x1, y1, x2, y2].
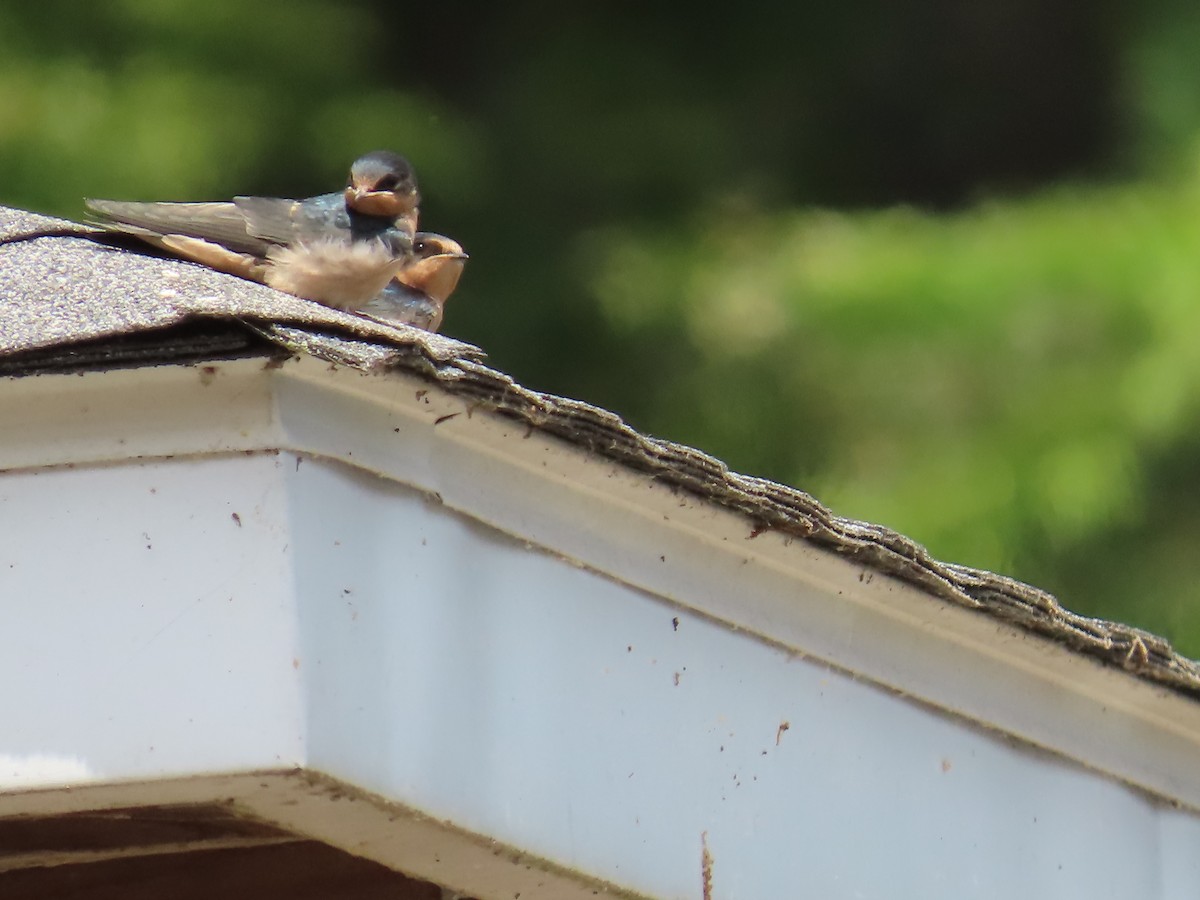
[2, 354, 1200, 813]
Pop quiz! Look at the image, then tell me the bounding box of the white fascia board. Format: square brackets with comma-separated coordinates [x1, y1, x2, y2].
[1, 356, 1199, 808]
[0, 360, 281, 467]
[272, 357, 1200, 810]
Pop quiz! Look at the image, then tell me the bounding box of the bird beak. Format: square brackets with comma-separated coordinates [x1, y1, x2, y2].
[344, 181, 419, 218]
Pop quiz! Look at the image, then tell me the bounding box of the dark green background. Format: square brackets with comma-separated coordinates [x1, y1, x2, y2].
[6, 2, 1200, 653]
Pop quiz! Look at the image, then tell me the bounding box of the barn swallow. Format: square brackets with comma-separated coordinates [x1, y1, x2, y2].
[361, 233, 469, 332]
[84, 151, 421, 309]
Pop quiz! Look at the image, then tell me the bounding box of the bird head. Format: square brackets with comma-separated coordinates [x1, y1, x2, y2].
[397, 232, 468, 303]
[344, 150, 421, 220]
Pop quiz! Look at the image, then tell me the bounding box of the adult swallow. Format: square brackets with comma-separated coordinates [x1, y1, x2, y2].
[84, 151, 421, 309]
[361, 232, 469, 332]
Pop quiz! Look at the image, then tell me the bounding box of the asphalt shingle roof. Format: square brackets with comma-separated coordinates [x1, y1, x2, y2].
[4, 203, 1198, 699]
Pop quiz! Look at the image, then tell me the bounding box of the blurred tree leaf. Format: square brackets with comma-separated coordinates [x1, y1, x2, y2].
[584, 174, 1200, 650]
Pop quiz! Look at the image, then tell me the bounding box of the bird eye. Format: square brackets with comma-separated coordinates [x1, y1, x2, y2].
[375, 174, 400, 192]
[413, 239, 427, 254]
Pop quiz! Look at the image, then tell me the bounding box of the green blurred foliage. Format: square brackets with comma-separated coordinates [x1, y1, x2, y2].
[585, 178, 1200, 638]
[4, 1, 1200, 652]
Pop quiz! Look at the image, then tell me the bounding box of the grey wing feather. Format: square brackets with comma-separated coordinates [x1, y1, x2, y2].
[362, 282, 442, 332]
[234, 192, 350, 247]
[84, 199, 271, 256]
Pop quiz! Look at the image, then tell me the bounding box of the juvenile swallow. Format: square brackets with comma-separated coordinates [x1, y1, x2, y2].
[85, 151, 421, 309]
[362, 233, 469, 332]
